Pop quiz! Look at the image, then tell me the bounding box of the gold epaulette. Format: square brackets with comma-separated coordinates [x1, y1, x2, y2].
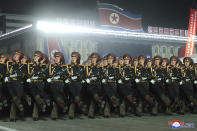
[41, 63, 46, 66]
[79, 64, 85, 67]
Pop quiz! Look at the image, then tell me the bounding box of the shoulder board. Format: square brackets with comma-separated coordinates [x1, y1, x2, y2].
[22, 63, 27, 65]
[41, 63, 46, 66]
[62, 64, 66, 67]
[28, 62, 34, 65]
[79, 64, 84, 66]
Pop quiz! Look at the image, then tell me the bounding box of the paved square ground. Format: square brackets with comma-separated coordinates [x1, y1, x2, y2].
[0, 114, 196, 131]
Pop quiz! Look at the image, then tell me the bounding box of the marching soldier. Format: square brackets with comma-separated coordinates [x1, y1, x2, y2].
[117, 55, 139, 116]
[47, 52, 68, 120]
[21, 56, 32, 107]
[118, 57, 124, 67]
[84, 53, 103, 118]
[27, 51, 47, 121]
[101, 53, 119, 117]
[5, 51, 25, 121]
[181, 57, 197, 113]
[132, 57, 138, 67]
[65, 52, 84, 119]
[0, 55, 8, 111]
[135, 55, 158, 115]
[165, 56, 182, 114]
[150, 56, 172, 115]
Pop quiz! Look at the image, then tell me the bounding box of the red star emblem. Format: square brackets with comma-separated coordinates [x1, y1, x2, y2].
[111, 14, 118, 22]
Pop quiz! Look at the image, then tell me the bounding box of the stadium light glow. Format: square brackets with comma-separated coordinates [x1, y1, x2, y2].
[36, 20, 197, 43]
[0, 24, 33, 40]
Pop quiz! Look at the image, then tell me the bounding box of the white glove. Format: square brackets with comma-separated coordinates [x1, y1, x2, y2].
[26, 78, 31, 83]
[166, 79, 170, 83]
[91, 77, 97, 80]
[109, 76, 114, 80]
[150, 79, 156, 84]
[32, 76, 38, 80]
[86, 78, 90, 84]
[194, 80, 197, 84]
[54, 76, 60, 80]
[102, 79, 106, 83]
[125, 77, 130, 81]
[135, 78, 140, 83]
[81, 80, 86, 83]
[47, 78, 52, 83]
[4, 77, 9, 83]
[71, 76, 77, 80]
[10, 74, 17, 78]
[179, 81, 183, 85]
[65, 79, 70, 84]
[118, 79, 123, 84]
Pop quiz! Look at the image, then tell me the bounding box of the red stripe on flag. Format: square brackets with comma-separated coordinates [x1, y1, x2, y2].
[185, 9, 197, 57]
[47, 38, 61, 63]
[99, 9, 142, 30]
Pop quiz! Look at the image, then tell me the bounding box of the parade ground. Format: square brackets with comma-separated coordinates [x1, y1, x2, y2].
[0, 113, 196, 131]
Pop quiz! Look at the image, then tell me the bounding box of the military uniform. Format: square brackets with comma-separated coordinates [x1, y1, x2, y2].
[84, 53, 103, 118]
[27, 51, 48, 120]
[180, 57, 197, 113]
[150, 56, 172, 114]
[117, 55, 138, 116]
[101, 54, 119, 117]
[165, 56, 182, 113]
[47, 52, 68, 120]
[5, 51, 25, 121]
[135, 56, 158, 115]
[65, 52, 85, 119]
[0, 55, 8, 111]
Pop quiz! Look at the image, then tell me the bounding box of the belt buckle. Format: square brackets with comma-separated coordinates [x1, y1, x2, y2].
[142, 77, 147, 80]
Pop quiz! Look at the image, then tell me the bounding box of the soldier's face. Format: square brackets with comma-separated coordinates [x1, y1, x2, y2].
[185, 61, 190, 67]
[171, 60, 176, 66]
[34, 56, 40, 63]
[134, 61, 138, 66]
[88, 59, 92, 65]
[124, 59, 130, 65]
[119, 60, 124, 65]
[21, 58, 27, 64]
[91, 58, 97, 65]
[162, 61, 167, 67]
[113, 62, 118, 67]
[103, 59, 108, 66]
[71, 56, 77, 64]
[155, 60, 160, 66]
[14, 54, 20, 61]
[55, 56, 61, 64]
[40, 59, 45, 64]
[147, 62, 152, 67]
[107, 58, 113, 64]
[0, 57, 6, 63]
[139, 59, 145, 65]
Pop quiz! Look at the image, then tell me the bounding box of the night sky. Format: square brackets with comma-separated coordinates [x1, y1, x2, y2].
[0, 0, 196, 30]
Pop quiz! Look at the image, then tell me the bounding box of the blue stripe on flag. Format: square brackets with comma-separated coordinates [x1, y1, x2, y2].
[98, 3, 142, 19]
[58, 39, 69, 64]
[100, 25, 144, 32]
[44, 38, 49, 58]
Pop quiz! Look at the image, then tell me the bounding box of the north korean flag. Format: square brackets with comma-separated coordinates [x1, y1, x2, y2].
[44, 37, 68, 64]
[98, 3, 143, 32]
